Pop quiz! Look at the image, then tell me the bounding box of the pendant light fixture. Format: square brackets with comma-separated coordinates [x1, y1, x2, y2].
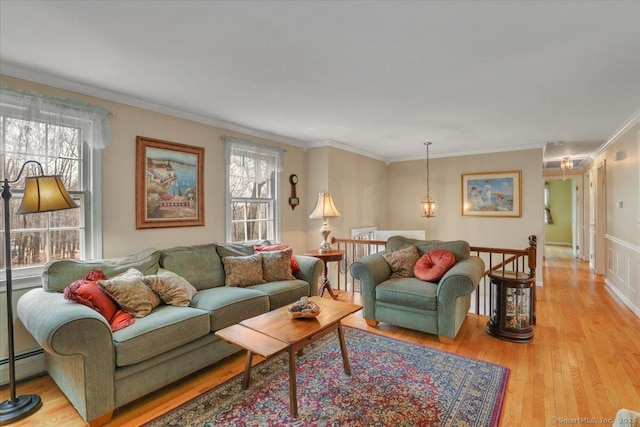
[560, 156, 573, 181]
[420, 142, 436, 218]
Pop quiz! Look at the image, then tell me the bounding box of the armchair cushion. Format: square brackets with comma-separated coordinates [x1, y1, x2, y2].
[381, 245, 420, 278]
[376, 277, 438, 311]
[386, 236, 470, 262]
[414, 249, 456, 282]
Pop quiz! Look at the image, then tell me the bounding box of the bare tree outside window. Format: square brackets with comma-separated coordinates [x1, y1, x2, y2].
[225, 138, 281, 243]
[0, 116, 84, 270]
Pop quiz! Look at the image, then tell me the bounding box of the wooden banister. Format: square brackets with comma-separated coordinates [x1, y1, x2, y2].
[330, 234, 536, 318]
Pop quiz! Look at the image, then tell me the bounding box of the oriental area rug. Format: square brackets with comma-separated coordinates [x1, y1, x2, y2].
[145, 327, 508, 427]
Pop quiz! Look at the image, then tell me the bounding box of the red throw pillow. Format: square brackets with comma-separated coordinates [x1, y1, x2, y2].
[253, 244, 300, 273]
[414, 249, 456, 282]
[63, 269, 135, 331]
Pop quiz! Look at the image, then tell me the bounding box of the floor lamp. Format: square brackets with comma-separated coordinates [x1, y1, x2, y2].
[0, 160, 78, 425]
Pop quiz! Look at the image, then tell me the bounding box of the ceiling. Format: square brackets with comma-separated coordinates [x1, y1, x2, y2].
[1, 1, 639, 166]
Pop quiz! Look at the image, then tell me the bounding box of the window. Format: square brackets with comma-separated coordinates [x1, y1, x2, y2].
[224, 137, 283, 243]
[0, 88, 108, 282]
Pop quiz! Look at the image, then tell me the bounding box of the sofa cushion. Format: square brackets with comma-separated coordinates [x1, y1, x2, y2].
[112, 305, 210, 367]
[222, 253, 266, 287]
[376, 277, 438, 311]
[414, 250, 456, 282]
[386, 235, 470, 263]
[43, 248, 161, 292]
[190, 286, 269, 331]
[254, 244, 300, 273]
[248, 279, 310, 310]
[99, 268, 161, 318]
[63, 269, 135, 331]
[143, 269, 197, 307]
[382, 245, 420, 279]
[216, 242, 261, 258]
[261, 248, 296, 282]
[160, 243, 225, 290]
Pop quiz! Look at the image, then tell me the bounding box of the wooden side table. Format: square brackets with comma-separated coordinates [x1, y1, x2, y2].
[486, 270, 535, 343]
[304, 250, 345, 300]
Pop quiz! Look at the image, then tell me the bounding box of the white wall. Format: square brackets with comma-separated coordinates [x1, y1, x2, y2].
[599, 122, 640, 317]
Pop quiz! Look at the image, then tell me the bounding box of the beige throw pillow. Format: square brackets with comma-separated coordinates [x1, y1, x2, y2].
[261, 248, 296, 282]
[382, 245, 420, 279]
[143, 269, 197, 306]
[222, 253, 266, 287]
[99, 268, 161, 318]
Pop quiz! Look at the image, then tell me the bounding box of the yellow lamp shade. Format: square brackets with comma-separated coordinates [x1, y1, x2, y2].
[17, 176, 79, 214]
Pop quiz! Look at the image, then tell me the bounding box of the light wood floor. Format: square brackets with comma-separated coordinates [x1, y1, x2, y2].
[4, 246, 640, 426]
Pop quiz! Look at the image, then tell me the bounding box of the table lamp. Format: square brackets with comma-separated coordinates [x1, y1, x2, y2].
[0, 160, 78, 425]
[309, 192, 341, 252]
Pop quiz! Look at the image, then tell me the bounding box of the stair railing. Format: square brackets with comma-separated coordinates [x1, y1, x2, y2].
[330, 235, 537, 317]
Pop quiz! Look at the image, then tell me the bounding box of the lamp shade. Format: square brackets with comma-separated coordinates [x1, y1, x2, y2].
[16, 176, 79, 214]
[309, 193, 341, 219]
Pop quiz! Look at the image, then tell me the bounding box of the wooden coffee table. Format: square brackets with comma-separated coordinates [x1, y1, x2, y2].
[215, 297, 361, 418]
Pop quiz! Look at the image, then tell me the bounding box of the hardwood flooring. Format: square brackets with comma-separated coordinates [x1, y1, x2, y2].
[4, 247, 640, 426]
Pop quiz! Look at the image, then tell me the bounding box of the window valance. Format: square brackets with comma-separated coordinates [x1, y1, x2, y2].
[0, 87, 111, 149]
[223, 135, 284, 179]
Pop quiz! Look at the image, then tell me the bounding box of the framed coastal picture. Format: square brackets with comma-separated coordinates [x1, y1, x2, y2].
[136, 136, 204, 229]
[461, 170, 521, 217]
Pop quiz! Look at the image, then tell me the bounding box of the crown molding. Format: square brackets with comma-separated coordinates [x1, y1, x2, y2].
[305, 139, 390, 163]
[0, 62, 306, 149]
[592, 108, 640, 158]
[389, 142, 546, 163]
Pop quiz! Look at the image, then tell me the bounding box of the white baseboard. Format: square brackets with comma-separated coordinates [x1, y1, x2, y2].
[545, 241, 572, 246]
[605, 279, 640, 319]
[0, 351, 45, 387]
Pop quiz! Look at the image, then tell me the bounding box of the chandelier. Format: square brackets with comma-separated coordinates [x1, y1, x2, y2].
[560, 156, 573, 180]
[420, 142, 436, 218]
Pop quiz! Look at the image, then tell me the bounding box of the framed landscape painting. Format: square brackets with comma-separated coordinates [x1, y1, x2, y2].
[136, 136, 204, 229]
[461, 170, 521, 217]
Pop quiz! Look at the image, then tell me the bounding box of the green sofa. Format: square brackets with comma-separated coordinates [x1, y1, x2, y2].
[17, 242, 323, 426]
[350, 236, 484, 343]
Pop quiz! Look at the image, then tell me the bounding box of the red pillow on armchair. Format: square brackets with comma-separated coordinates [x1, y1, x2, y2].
[253, 244, 300, 273]
[63, 269, 135, 331]
[414, 249, 456, 282]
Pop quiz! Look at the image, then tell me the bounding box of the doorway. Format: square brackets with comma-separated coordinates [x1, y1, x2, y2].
[544, 176, 582, 259]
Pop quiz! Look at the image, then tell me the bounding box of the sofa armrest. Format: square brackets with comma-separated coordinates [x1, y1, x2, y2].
[350, 252, 392, 319]
[437, 256, 485, 338]
[17, 288, 116, 422]
[293, 255, 324, 296]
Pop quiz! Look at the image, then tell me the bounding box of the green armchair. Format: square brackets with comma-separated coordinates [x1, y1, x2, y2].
[350, 236, 485, 343]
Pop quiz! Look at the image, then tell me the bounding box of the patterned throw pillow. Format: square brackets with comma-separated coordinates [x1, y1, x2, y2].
[143, 269, 198, 306]
[261, 248, 296, 282]
[253, 244, 300, 273]
[99, 268, 161, 318]
[63, 269, 135, 331]
[222, 253, 266, 287]
[382, 245, 420, 279]
[414, 249, 456, 282]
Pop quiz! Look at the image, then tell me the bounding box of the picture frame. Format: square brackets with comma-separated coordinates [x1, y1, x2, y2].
[136, 136, 204, 229]
[461, 170, 521, 217]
